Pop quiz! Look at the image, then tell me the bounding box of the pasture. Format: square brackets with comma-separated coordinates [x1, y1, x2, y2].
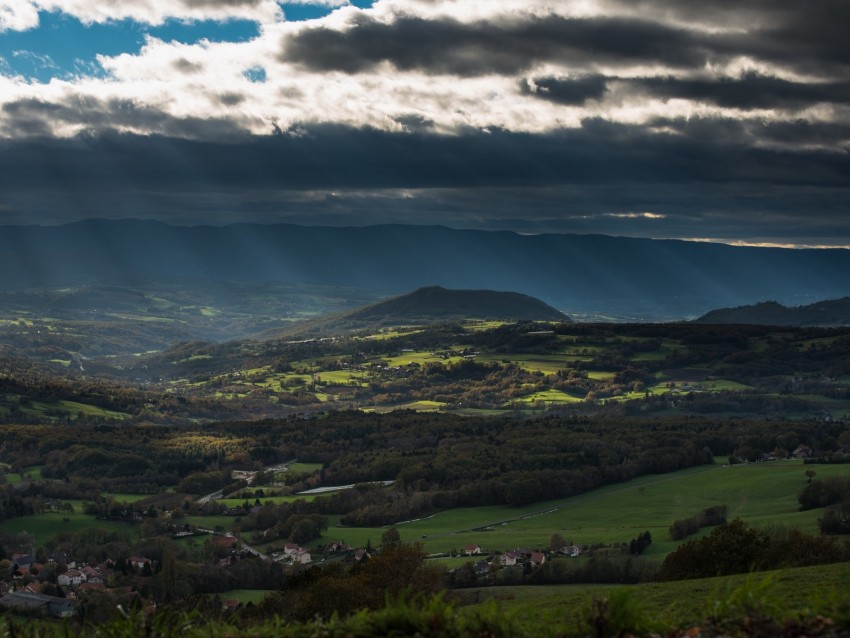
[315, 460, 848, 556]
[0, 510, 132, 538]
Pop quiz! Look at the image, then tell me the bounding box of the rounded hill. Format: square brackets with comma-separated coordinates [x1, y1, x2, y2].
[347, 286, 570, 324]
[270, 286, 571, 338]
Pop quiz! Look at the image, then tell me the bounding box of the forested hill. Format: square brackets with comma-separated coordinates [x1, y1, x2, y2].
[349, 286, 570, 322]
[695, 297, 850, 326]
[275, 286, 570, 336]
[3, 219, 850, 318]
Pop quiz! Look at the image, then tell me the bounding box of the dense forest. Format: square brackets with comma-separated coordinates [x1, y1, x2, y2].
[2, 412, 848, 528]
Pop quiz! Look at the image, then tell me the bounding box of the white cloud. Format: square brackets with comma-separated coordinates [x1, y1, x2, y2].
[605, 212, 667, 219]
[0, 0, 845, 148]
[0, 1, 40, 32]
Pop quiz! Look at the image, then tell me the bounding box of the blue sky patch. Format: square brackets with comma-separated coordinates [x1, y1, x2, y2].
[0, 1, 376, 82]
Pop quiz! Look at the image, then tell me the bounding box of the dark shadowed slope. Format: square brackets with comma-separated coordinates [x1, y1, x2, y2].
[347, 286, 569, 322]
[695, 297, 850, 326]
[267, 286, 570, 337]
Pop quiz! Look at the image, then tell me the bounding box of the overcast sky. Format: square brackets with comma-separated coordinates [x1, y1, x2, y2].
[0, 0, 848, 247]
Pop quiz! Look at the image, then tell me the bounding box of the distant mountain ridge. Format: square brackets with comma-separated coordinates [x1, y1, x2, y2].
[276, 286, 570, 336]
[695, 297, 850, 326]
[2, 219, 850, 319]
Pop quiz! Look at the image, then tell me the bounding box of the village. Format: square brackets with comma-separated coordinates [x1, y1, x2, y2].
[0, 522, 590, 619]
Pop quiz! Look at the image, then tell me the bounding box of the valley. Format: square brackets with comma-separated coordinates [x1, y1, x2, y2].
[0, 250, 848, 633]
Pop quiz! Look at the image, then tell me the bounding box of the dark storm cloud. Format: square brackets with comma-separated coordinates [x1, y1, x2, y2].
[1, 121, 847, 191]
[0, 96, 248, 139]
[0, 122, 847, 243]
[282, 14, 715, 76]
[281, 4, 850, 81]
[525, 73, 850, 109]
[520, 76, 608, 106]
[618, 0, 850, 76]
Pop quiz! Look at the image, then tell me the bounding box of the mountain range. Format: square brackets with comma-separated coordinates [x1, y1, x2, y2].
[3, 219, 850, 319]
[695, 297, 850, 326]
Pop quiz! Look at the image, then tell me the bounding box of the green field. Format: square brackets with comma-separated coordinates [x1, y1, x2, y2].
[285, 462, 323, 475]
[102, 493, 155, 503]
[19, 400, 130, 420]
[0, 510, 133, 538]
[5, 466, 44, 485]
[511, 389, 583, 405]
[468, 562, 850, 632]
[317, 460, 849, 555]
[182, 515, 243, 531]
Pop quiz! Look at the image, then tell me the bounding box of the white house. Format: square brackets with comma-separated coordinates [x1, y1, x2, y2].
[58, 570, 85, 587]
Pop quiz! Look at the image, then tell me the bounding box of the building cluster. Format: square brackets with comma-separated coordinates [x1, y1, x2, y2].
[0, 550, 155, 618]
[453, 543, 584, 581]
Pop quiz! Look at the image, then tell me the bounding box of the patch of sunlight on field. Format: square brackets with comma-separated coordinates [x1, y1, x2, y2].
[20, 400, 129, 420]
[587, 371, 616, 380]
[365, 400, 448, 413]
[464, 321, 509, 332]
[174, 355, 213, 363]
[383, 351, 461, 367]
[365, 328, 424, 340]
[314, 370, 369, 385]
[511, 389, 583, 405]
[476, 353, 570, 375]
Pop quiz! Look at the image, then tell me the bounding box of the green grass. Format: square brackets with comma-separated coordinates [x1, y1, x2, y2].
[587, 371, 616, 380]
[469, 562, 850, 632]
[61, 400, 130, 418]
[324, 460, 849, 555]
[511, 389, 583, 405]
[0, 511, 132, 538]
[706, 379, 754, 391]
[5, 466, 44, 485]
[364, 400, 449, 413]
[313, 370, 369, 386]
[477, 353, 570, 375]
[384, 352, 465, 367]
[286, 462, 323, 475]
[102, 493, 155, 503]
[182, 515, 244, 531]
[18, 400, 129, 420]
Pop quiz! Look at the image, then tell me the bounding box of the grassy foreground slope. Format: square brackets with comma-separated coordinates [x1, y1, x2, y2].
[4, 565, 849, 637]
[467, 562, 850, 635]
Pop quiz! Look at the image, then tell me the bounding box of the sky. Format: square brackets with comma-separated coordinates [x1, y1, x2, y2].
[0, 0, 848, 247]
